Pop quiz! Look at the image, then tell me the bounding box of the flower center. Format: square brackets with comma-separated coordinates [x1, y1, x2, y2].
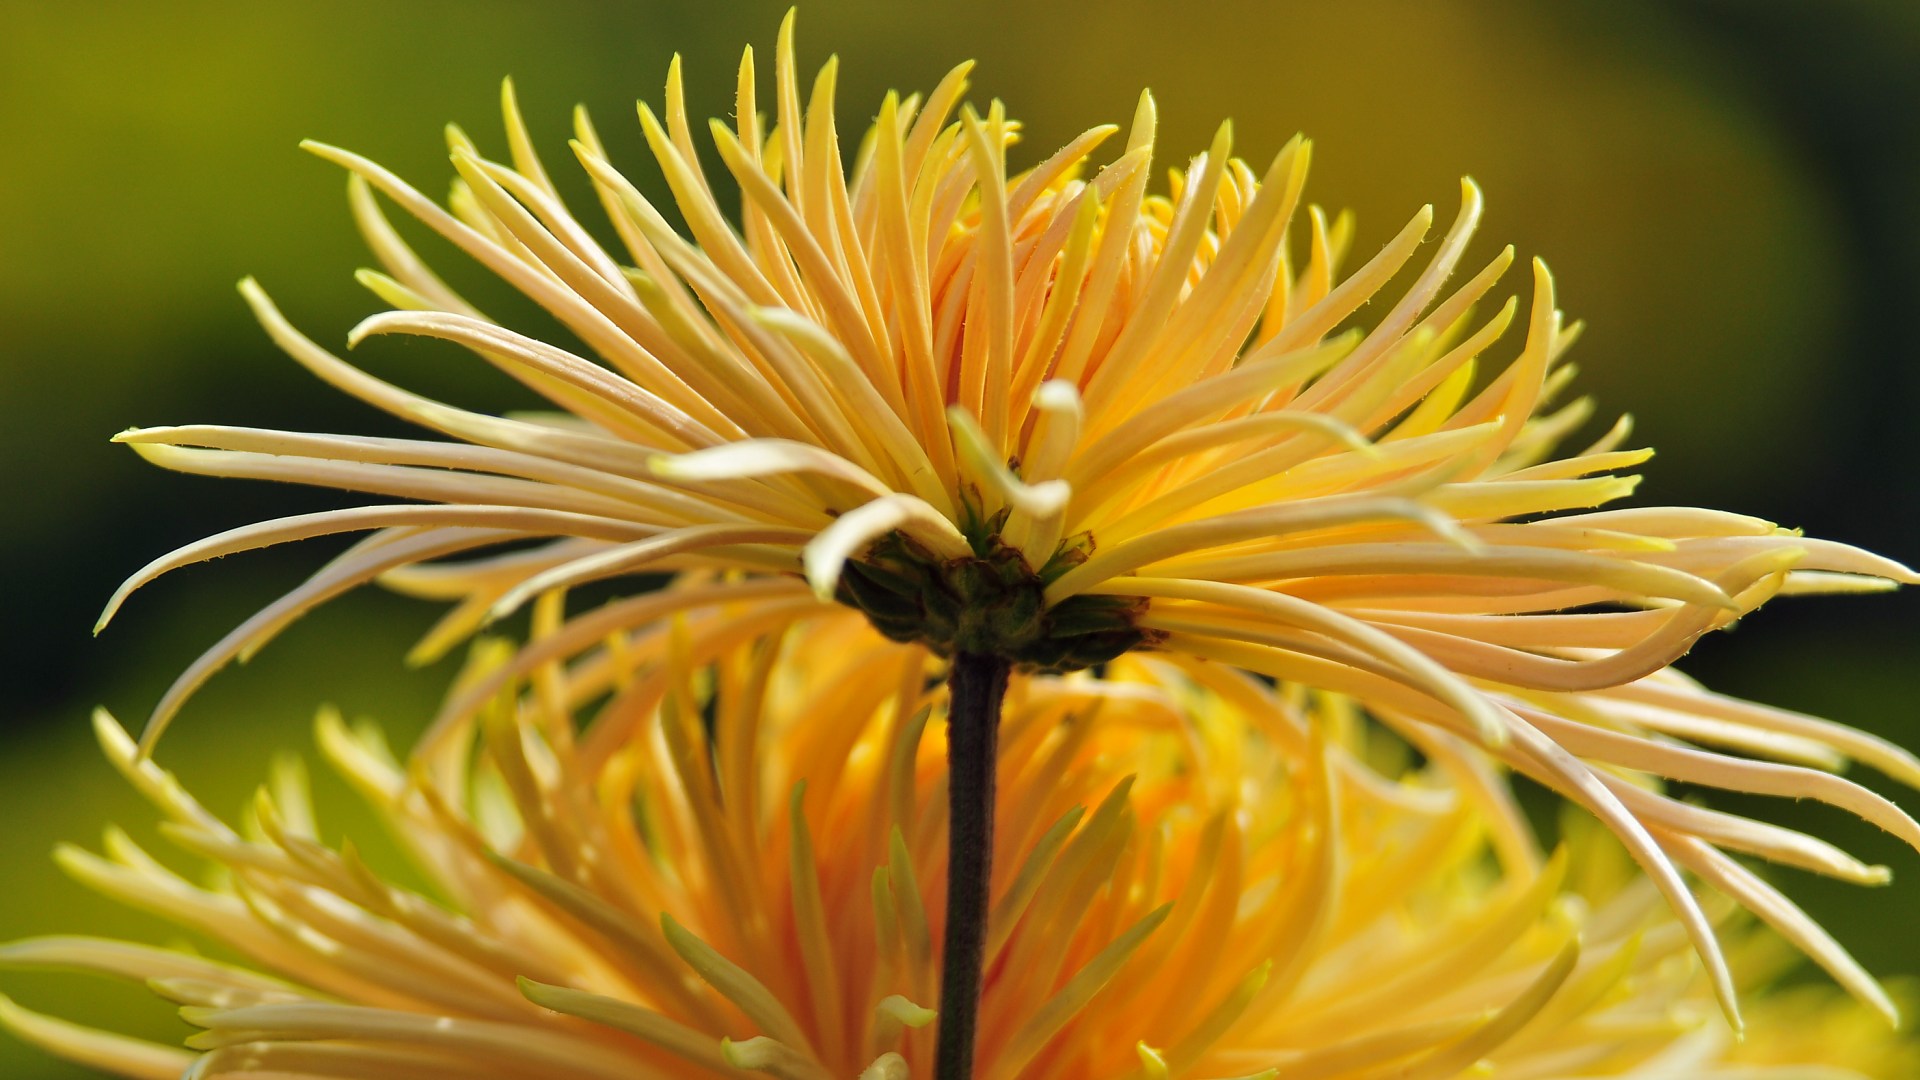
[832, 526, 1158, 672]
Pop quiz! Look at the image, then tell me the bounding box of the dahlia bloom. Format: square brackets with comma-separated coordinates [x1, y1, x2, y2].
[99, 16, 1920, 1035]
[5, 608, 1910, 1078]
[113, 24, 1914, 732]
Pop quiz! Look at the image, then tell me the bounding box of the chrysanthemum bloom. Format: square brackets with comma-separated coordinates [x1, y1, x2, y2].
[6, 610, 1914, 1078]
[101, 15, 1919, 1068]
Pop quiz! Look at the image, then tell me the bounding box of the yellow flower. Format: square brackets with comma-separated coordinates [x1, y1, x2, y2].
[4, 607, 1903, 1078]
[111, 18, 1913, 721]
[99, 15, 1920, 1040]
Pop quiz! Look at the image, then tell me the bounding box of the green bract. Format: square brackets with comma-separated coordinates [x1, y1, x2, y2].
[835, 529, 1156, 670]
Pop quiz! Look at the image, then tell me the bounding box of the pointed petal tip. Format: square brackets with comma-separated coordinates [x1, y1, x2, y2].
[238, 278, 285, 325]
[802, 555, 845, 605]
[1883, 560, 1920, 586]
[480, 596, 521, 628]
[299, 140, 364, 172]
[1033, 379, 1082, 411]
[49, 842, 92, 874]
[1710, 971, 1745, 1038]
[876, 994, 937, 1028]
[90, 708, 130, 752]
[516, 975, 564, 1010]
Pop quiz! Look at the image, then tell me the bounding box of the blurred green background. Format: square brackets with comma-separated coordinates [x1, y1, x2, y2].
[4, 1, 1919, 1075]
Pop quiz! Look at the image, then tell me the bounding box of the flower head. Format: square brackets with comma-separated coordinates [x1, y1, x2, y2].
[99, 12, 1918, 1037]
[5, 607, 1909, 1078]
[112, 14, 1912, 704]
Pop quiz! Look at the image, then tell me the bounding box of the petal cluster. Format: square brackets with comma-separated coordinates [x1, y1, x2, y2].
[111, 17, 1913, 729]
[8, 603, 1907, 1078]
[97, 17, 1920, 1029]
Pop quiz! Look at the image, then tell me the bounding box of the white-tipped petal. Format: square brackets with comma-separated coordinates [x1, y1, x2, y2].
[802, 494, 971, 601]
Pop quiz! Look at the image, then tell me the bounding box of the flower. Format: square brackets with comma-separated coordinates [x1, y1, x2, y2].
[99, 15, 1920, 1026]
[4, 607, 1908, 1077]
[120, 16, 1919, 705]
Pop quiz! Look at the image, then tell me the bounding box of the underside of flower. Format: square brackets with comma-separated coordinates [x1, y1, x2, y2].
[833, 526, 1158, 670]
[6, 608, 1913, 1079]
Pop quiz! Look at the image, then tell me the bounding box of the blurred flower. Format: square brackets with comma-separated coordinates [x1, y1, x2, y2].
[99, 12, 1920, 1034]
[4, 607, 1907, 1078]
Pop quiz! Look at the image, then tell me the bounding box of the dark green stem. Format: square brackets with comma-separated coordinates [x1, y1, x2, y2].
[935, 651, 1010, 1080]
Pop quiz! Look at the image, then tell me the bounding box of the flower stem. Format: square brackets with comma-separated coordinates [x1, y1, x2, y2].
[936, 651, 1010, 1080]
